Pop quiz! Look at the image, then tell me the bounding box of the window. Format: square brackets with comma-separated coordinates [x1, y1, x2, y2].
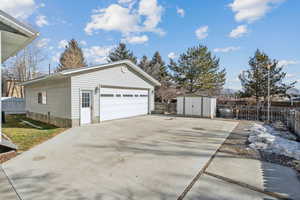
[135, 94, 139, 97]
[123, 94, 133, 97]
[116, 94, 121, 97]
[139, 94, 148, 97]
[38, 91, 47, 104]
[100, 94, 114, 97]
[82, 92, 90, 108]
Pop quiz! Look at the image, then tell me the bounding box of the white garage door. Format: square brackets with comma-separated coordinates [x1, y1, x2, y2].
[100, 87, 149, 121]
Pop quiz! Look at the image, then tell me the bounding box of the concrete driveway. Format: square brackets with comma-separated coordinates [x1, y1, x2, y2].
[2, 115, 237, 200]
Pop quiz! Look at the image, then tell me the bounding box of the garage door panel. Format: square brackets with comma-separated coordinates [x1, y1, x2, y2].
[100, 87, 148, 121]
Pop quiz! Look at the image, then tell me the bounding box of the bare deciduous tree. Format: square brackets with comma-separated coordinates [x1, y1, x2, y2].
[2, 40, 46, 97]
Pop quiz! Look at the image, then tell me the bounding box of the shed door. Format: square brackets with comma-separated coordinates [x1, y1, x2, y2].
[80, 91, 92, 125]
[100, 87, 149, 121]
[184, 97, 202, 116]
[191, 97, 202, 115]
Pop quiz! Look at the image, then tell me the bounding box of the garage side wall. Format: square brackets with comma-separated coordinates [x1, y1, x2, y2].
[25, 78, 72, 127]
[71, 65, 155, 126]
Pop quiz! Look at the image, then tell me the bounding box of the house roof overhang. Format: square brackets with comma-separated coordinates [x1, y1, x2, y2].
[0, 9, 39, 63]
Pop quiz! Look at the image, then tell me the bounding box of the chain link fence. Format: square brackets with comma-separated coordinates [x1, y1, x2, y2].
[217, 104, 300, 137]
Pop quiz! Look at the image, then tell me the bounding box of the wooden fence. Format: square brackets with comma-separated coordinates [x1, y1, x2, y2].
[154, 102, 176, 114]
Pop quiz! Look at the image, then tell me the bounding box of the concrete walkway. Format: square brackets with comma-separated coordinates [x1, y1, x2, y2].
[0, 166, 19, 200]
[204, 152, 300, 199]
[185, 121, 300, 200]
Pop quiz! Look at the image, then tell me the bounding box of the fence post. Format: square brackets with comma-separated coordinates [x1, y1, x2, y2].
[2, 111, 5, 123]
[183, 96, 186, 115]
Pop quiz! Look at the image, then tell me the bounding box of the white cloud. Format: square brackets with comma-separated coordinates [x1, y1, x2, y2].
[229, 25, 248, 38]
[176, 7, 185, 17]
[286, 73, 296, 79]
[83, 46, 114, 64]
[85, 0, 164, 36]
[118, 0, 134, 4]
[214, 46, 240, 53]
[168, 52, 177, 59]
[195, 26, 208, 40]
[52, 52, 61, 63]
[58, 40, 68, 49]
[39, 3, 45, 8]
[122, 35, 148, 44]
[0, 0, 37, 19]
[85, 4, 139, 35]
[229, 0, 286, 23]
[138, 0, 164, 34]
[80, 40, 87, 46]
[36, 15, 49, 27]
[36, 38, 50, 48]
[278, 60, 300, 67]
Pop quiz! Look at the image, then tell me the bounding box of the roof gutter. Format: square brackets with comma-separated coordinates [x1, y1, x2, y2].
[0, 10, 38, 37]
[0, 10, 39, 62]
[20, 73, 65, 86]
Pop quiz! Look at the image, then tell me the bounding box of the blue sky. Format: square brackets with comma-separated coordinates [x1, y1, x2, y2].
[1, 0, 300, 90]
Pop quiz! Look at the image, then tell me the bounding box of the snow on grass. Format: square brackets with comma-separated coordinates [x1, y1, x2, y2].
[248, 123, 300, 160]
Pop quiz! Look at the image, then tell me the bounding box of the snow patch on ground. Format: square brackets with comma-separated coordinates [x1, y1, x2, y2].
[248, 123, 300, 160]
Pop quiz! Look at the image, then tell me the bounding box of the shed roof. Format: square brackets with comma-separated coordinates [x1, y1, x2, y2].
[22, 60, 161, 86]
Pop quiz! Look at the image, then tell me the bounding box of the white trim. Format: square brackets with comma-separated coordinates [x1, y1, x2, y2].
[80, 89, 93, 125]
[21, 60, 161, 87]
[1, 31, 39, 62]
[61, 60, 161, 86]
[20, 74, 63, 85]
[0, 10, 38, 37]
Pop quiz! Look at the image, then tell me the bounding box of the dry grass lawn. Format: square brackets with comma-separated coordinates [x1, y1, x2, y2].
[2, 115, 67, 152]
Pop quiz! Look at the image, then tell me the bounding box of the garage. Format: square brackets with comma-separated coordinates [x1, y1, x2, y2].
[99, 87, 149, 121]
[22, 60, 160, 127]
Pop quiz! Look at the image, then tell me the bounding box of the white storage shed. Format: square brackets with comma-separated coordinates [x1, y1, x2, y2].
[177, 96, 217, 118]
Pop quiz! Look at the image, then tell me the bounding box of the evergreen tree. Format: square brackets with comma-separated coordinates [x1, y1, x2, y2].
[107, 43, 137, 64]
[56, 39, 86, 72]
[169, 45, 226, 94]
[138, 52, 168, 82]
[138, 55, 151, 72]
[239, 49, 296, 103]
[150, 51, 168, 82]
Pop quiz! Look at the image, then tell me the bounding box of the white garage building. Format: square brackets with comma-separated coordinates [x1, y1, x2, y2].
[22, 60, 160, 127]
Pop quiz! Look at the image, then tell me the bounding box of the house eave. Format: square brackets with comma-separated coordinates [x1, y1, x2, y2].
[22, 60, 161, 87]
[21, 74, 65, 86]
[0, 10, 39, 63]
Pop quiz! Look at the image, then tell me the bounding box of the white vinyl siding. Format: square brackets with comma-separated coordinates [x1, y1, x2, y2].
[71, 65, 154, 120]
[25, 78, 71, 119]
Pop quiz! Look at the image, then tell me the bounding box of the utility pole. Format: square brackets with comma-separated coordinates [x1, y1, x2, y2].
[48, 63, 51, 75]
[267, 63, 271, 123]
